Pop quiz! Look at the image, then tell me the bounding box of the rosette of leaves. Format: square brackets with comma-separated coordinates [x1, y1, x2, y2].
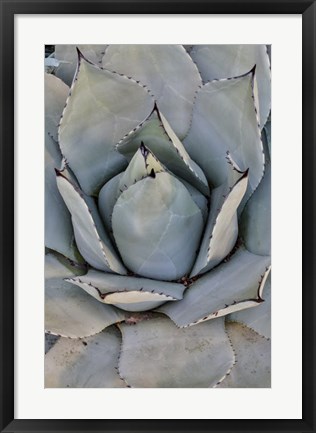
[45, 45, 271, 388]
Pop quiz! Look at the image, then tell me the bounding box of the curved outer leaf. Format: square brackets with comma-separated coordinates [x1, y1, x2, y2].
[55, 44, 108, 86]
[217, 322, 271, 388]
[102, 45, 202, 138]
[45, 253, 125, 338]
[56, 169, 127, 275]
[240, 164, 271, 256]
[118, 316, 234, 387]
[184, 70, 264, 196]
[67, 269, 186, 312]
[45, 74, 80, 261]
[229, 273, 271, 338]
[159, 248, 271, 327]
[190, 44, 271, 128]
[45, 326, 126, 388]
[190, 168, 248, 277]
[59, 53, 154, 195]
[98, 173, 123, 236]
[116, 105, 209, 196]
[45, 73, 68, 141]
[112, 172, 204, 281]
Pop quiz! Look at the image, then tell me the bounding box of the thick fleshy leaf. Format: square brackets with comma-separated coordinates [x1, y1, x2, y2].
[118, 316, 234, 387]
[55, 44, 108, 86]
[56, 170, 127, 274]
[59, 52, 154, 195]
[45, 73, 68, 140]
[190, 45, 271, 128]
[45, 251, 86, 279]
[118, 142, 165, 191]
[67, 269, 185, 312]
[102, 45, 202, 138]
[45, 74, 80, 261]
[98, 143, 166, 235]
[45, 326, 126, 388]
[190, 168, 248, 277]
[98, 173, 123, 236]
[217, 322, 271, 388]
[159, 248, 270, 327]
[240, 164, 271, 256]
[45, 253, 125, 338]
[112, 172, 204, 280]
[116, 106, 209, 195]
[180, 179, 209, 223]
[229, 273, 271, 338]
[184, 70, 264, 195]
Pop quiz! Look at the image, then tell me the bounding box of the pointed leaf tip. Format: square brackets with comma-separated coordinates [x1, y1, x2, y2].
[76, 46, 82, 61]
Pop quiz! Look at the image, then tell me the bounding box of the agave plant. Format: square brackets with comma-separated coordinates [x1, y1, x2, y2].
[45, 44, 271, 388]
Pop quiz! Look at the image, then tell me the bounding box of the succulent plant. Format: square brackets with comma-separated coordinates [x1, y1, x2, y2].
[45, 44, 271, 388]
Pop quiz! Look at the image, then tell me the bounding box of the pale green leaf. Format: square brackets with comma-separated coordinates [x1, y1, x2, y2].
[45, 73, 69, 140]
[59, 54, 154, 195]
[45, 252, 85, 280]
[190, 44, 271, 128]
[240, 164, 271, 256]
[112, 172, 204, 280]
[116, 106, 209, 195]
[55, 44, 108, 86]
[217, 322, 271, 388]
[98, 143, 166, 236]
[56, 170, 127, 274]
[98, 173, 122, 237]
[45, 326, 126, 388]
[102, 45, 202, 138]
[229, 273, 271, 338]
[159, 248, 270, 327]
[190, 169, 248, 277]
[45, 253, 125, 338]
[45, 74, 80, 261]
[67, 269, 185, 312]
[184, 72, 264, 195]
[118, 316, 234, 387]
[118, 142, 165, 191]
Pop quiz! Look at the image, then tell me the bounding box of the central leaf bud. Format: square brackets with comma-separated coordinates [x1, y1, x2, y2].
[112, 172, 204, 281]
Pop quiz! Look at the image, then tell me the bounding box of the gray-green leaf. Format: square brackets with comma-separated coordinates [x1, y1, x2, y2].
[56, 169, 127, 274]
[190, 168, 248, 277]
[45, 326, 126, 387]
[102, 45, 202, 138]
[118, 316, 234, 387]
[45, 74, 80, 262]
[45, 253, 125, 338]
[112, 172, 204, 280]
[159, 248, 270, 327]
[217, 321, 271, 388]
[184, 71, 264, 196]
[67, 269, 186, 312]
[240, 164, 271, 256]
[59, 53, 154, 195]
[190, 44, 271, 128]
[116, 105, 209, 196]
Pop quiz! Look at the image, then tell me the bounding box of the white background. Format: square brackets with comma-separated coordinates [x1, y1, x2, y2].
[15, 15, 302, 419]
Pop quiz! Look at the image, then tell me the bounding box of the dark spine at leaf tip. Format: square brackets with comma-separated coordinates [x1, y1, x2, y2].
[76, 47, 84, 62]
[140, 141, 149, 158]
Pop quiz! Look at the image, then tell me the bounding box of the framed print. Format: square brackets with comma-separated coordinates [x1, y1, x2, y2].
[1, 1, 315, 432]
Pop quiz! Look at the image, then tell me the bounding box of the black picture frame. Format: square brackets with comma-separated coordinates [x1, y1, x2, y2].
[1, 1, 315, 432]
